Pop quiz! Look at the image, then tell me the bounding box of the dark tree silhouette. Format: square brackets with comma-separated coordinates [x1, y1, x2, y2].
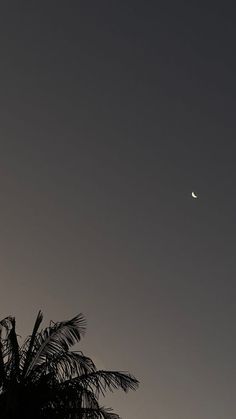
[0, 311, 138, 419]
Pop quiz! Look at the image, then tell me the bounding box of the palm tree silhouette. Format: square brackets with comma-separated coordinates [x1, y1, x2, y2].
[0, 311, 138, 418]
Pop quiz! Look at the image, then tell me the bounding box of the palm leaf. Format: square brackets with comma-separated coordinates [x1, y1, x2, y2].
[40, 384, 100, 418]
[25, 314, 86, 377]
[96, 406, 121, 419]
[79, 390, 121, 418]
[0, 326, 6, 388]
[7, 318, 20, 379]
[50, 351, 96, 382]
[31, 350, 96, 385]
[22, 310, 43, 377]
[76, 406, 120, 419]
[68, 370, 139, 397]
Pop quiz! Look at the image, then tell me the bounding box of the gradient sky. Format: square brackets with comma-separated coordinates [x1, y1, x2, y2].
[1, 2, 236, 418]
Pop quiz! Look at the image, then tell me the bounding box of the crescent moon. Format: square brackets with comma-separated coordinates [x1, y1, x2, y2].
[191, 192, 198, 199]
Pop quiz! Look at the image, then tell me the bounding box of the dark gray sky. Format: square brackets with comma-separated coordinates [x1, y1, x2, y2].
[1, 2, 236, 418]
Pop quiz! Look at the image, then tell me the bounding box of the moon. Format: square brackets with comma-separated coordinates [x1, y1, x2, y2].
[191, 192, 198, 199]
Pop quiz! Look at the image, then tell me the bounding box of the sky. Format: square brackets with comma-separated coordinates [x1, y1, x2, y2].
[1, 2, 236, 418]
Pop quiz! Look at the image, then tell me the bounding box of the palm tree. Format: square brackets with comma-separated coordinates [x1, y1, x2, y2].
[0, 311, 138, 419]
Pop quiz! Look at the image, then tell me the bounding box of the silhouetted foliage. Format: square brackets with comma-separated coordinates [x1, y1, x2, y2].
[0, 311, 138, 418]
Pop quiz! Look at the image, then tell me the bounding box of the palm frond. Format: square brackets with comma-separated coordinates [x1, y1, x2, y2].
[78, 406, 120, 419]
[0, 326, 6, 388]
[25, 314, 86, 377]
[44, 403, 120, 419]
[79, 389, 121, 419]
[0, 316, 20, 383]
[31, 350, 96, 384]
[40, 384, 100, 418]
[22, 310, 43, 377]
[69, 370, 139, 397]
[97, 406, 121, 419]
[51, 351, 96, 382]
[7, 318, 20, 379]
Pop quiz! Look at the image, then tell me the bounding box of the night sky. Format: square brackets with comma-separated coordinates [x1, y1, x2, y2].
[1, 2, 236, 418]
